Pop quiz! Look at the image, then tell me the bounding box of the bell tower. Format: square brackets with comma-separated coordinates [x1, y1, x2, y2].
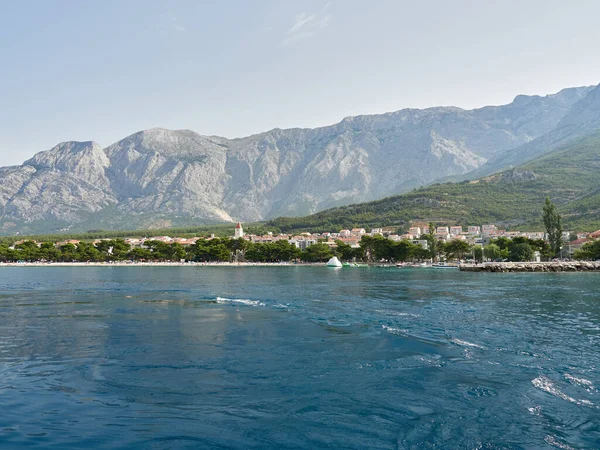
[234, 222, 244, 239]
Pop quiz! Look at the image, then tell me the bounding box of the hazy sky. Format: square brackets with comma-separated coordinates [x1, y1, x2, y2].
[1, 0, 599, 166]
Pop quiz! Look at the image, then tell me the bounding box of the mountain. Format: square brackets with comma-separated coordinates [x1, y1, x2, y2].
[267, 131, 600, 233]
[458, 84, 600, 179]
[0, 84, 597, 235]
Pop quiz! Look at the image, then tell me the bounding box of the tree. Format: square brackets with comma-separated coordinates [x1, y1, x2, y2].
[75, 242, 103, 261]
[335, 240, 355, 261]
[59, 243, 77, 262]
[39, 242, 60, 261]
[543, 197, 563, 257]
[573, 239, 600, 261]
[508, 243, 534, 262]
[484, 243, 502, 261]
[14, 240, 40, 261]
[442, 239, 471, 261]
[392, 240, 418, 262]
[129, 247, 153, 261]
[427, 222, 438, 261]
[302, 243, 333, 262]
[473, 246, 483, 263]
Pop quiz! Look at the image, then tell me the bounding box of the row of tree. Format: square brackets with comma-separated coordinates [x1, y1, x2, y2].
[0, 238, 334, 263]
[3, 234, 597, 264]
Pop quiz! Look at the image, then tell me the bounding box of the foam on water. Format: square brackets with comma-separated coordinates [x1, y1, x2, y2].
[374, 309, 420, 318]
[450, 338, 486, 350]
[565, 373, 594, 389]
[544, 435, 576, 450]
[532, 375, 595, 407]
[216, 297, 265, 307]
[382, 324, 408, 335]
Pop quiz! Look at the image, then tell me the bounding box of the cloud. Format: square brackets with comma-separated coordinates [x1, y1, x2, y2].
[281, 3, 332, 47]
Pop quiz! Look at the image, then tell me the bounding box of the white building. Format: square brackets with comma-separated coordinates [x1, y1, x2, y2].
[467, 226, 481, 235]
[291, 239, 317, 250]
[450, 226, 463, 236]
[234, 222, 244, 239]
[408, 227, 421, 237]
[482, 224, 497, 235]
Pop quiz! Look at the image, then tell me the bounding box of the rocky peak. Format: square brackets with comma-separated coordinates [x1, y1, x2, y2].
[105, 128, 229, 161]
[25, 141, 104, 170]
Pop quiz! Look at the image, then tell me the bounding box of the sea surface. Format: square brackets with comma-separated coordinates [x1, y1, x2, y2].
[0, 266, 599, 449]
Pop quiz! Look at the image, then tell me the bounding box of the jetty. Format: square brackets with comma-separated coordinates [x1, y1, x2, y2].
[460, 261, 600, 273]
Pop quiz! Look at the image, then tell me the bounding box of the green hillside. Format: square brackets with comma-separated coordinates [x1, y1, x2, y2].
[267, 132, 600, 232]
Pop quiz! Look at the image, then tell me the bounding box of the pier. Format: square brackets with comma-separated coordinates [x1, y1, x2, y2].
[460, 261, 600, 272]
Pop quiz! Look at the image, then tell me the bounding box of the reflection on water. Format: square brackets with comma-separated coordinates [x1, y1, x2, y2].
[0, 267, 599, 448]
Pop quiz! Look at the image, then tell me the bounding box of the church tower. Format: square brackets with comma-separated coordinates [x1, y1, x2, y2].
[234, 222, 244, 239]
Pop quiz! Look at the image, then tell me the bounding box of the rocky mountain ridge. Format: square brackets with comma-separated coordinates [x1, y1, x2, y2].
[0, 84, 598, 234]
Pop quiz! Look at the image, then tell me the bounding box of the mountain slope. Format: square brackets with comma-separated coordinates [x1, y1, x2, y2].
[462, 84, 600, 178]
[0, 84, 596, 235]
[267, 131, 600, 232]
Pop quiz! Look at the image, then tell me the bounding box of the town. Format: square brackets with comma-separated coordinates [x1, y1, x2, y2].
[2, 221, 600, 263]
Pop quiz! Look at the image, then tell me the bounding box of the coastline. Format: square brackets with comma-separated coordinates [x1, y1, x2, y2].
[0, 261, 326, 268]
[460, 261, 600, 272]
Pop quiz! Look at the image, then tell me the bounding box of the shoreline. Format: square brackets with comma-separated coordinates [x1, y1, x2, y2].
[0, 261, 326, 268]
[460, 261, 600, 272]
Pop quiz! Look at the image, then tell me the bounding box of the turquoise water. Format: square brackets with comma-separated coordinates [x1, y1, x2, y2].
[0, 267, 599, 449]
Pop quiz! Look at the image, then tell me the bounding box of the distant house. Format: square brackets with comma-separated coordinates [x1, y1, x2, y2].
[482, 224, 497, 235]
[450, 226, 463, 236]
[565, 238, 589, 257]
[526, 232, 545, 240]
[467, 226, 481, 235]
[172, 238, 198, 246]
[408, 227, 421, 237]
[290, 238, 316, 250]
[411, 240, 429, 250]
[589, 230, 600, 239]
[351, 228, 366, 235]
[56, 239, 81, 247]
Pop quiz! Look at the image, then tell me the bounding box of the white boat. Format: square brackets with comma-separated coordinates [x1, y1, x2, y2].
[326, 256, 343, 268]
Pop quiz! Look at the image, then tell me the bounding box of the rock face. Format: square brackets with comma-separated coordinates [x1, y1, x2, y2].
[0, 85, 597, 234]
[468, 83, 600, 177]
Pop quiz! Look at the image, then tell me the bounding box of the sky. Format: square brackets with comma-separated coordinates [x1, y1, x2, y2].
[1, 0, 599, 166]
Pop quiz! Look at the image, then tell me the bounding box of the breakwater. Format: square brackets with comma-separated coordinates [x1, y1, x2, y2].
[460, 261, 600, 272]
